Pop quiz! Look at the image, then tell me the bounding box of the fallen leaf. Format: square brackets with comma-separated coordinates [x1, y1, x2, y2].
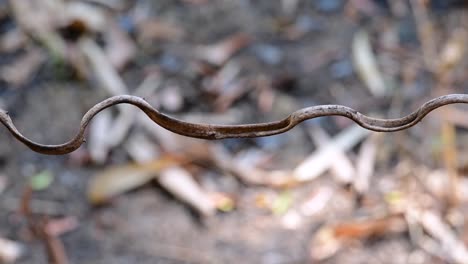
[209, 192, 235, 212]
[310, 215, 406, 260]
[87, 110, 112, 163]
[194, 33, 251, 65]
[88, 72, 163, 163]
[352, 30, 387, 97]
[44, 217, 79, 237]
[354, 134, 380, 194]
[271, 190, 293, 215]
[293, 124, 370, 182]
[214, 78, 249, 112]
[409, 0, 436, 70]
[0, 29, 27, 53]
[159, 85, 184, 112]
[104, 24, 136, 70]
[308, 125, 355, 184]
[29, 170, 54, 191]
[9, 0, 67, 57]
[437, 28, 466, 76]
[299, 186, 333, 217]
[158, 166, 216, 216]
[211, 145, 293, 186]
[0, 237, 24, 263]
[137, 19, 185, 43]
[64, 1, 107, 33]
[80, 38, 127, 95]
[437, 106, 468, 129]
[416, 210, 468, 263]
[281, 209, 303, 230]
[124, 131, 160, 163]
[0, 48, 45, 86]
[87, 156, 180, 204]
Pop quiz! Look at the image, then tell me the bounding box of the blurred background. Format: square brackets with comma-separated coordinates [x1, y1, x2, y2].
[0, 0, 468, 263]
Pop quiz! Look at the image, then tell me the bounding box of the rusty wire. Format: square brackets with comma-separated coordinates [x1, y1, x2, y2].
[0, 94, 467, 155]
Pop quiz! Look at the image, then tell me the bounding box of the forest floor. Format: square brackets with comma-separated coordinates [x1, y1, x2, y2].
[1, 0, 468, 263]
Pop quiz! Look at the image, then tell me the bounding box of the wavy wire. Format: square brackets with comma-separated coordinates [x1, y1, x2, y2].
[0, 94, 466, 155]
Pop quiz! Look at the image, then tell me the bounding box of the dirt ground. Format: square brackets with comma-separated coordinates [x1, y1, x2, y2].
[1, 0, 468, 263]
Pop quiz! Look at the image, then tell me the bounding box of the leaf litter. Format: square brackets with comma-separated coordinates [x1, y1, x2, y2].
[2, 0, 468, 263]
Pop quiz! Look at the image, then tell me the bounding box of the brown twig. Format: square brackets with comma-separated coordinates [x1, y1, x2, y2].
[0, 94, 467, 155]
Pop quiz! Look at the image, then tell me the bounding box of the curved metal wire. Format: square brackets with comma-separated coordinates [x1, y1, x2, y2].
[0, 94, 466, 155]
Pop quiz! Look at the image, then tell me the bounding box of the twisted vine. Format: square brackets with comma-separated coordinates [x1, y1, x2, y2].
[0, 94, 467, 155]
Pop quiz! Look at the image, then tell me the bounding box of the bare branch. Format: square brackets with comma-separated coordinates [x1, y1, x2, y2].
[0, 94, 467, 155]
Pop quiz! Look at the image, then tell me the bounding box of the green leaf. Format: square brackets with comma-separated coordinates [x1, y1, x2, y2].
[272, 190, 293, 215]
[30, 170, 54, 191]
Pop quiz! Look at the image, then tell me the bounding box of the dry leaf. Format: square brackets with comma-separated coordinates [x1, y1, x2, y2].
[104, 24, 136, 70]
[87, 156, 179, 204]
[194, 33, 251, 65]
[409, 0, 436, 70]
[160, 85, 184, 112]
[64, 1, 107, 33]
[437, 107, 468, 129]
[281, 209, 303, 230]
[44, 217, 79, 237]
[0, 48, 45, 86]
[80, 38, 127, 95]
[137, 112, 183, 152]
[309, 125, 355, 184]
[124, 132, 159, 163]
[158, 167, 216, 216]
[293, 124, 370, 182]
[0, 29, 27, 53]
[137, 20, 185, 43]
[204, 60, 241, 93]
[0, 237, 24, 263]
[417, 210, 468, 263]
[209, 192, 235, 212]
[310, 215, 406, 260]
[88, 110, 112, 163]
[299, 186, 333, 217]
[81, 38, 135, 162]
[437, 29, 466, 74]
[352, 30, 387, 97]
[354, 134, 379, 194]
[89, 73, 162, 162]
[9, 0, 67, 57]
[212, 146, 293, 186]
[214, 79, 249, 112]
